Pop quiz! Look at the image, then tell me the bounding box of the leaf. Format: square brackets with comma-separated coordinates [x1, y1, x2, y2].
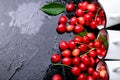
[76, 30, 87, 37]
[40, 2, 65, 15]
[99, 34, 108, 48]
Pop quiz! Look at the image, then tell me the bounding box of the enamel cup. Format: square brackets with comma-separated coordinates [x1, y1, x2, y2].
[97, 0, 120, 29]
[96, 61, 120, 80]
[97, 29, 120, 59]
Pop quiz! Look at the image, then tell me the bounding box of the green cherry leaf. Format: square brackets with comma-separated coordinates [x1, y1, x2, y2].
[76, 30, 87, 37]
[40, 2, 65, 15]
[99, 34, 108, 48]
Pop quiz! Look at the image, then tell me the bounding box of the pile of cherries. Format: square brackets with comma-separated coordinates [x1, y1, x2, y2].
[51, 1, 108, 80]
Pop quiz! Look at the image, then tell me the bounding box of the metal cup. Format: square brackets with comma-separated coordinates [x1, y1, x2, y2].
[98, 0, 120, 29]
[97, 29, 120, 59]
[96, 60, 120, 80]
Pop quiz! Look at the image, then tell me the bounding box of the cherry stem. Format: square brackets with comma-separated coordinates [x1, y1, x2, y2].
[77, 42, 92, 49]
[94, 7, 101, 21]
[53, 63, 73, 68]
[80, 48, 95, 57]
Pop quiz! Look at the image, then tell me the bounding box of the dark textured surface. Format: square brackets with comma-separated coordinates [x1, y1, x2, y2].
[0, 0, 120, 80]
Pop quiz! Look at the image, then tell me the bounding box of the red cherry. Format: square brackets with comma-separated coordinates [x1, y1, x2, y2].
[88, 67, 94, 74]
[88, 42, 94, 48]
[72, 57, 81, 66]
[75, 9, 84, 16]
[88, 50, 97, 58]
[71, 66, 81, 76]
[59, 16, 68, 24]
[51, 54, 61, 63]
[94, 40, 102, 48]
[87, 75, 95, 80]
[87, 3, 96, 12]
[57, 24, 66, 33]
[74, 36, 82, 43]
[79, 44, 88, 53]
[68, 40, 76, 50]
[90, 21, 97, 29]
[78, 17, 85, 25]
[88, 12, 95, 18]
[66, 3, 74, 11]
[78, 2, 83, 9]
[70, 17, 78, 25]
[52, 74, 62, 80]
[81, 55, 88, 61]
[99, 9, 105, 17]
[95, 58, 99, 64]
[96, 48, 103, 55]
[82, 36, 89, 44]
[87, 32, 95, 40]
[95, 16, 103, 25]
[81, 1, 88, 10]
[93, 71, 100, 79]
[74, 25, 84, 33]
[84, 13, 92, 22]
[89, 57, 95, 67]
[59, 40, 68, 51]
[61, 49, 71, 57]
[78, 73, 87, 80]
[82, 57, 91, 66]
[72, 48, 80, 57]
[79, 62, 87, 71]
[62, 57, 72, 66]
[66, 25, 74, 32]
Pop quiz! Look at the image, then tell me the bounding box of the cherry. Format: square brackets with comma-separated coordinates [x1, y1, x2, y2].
[52, 74, 62, 80]
[59, 15, 68, 24]
[66, 25, 74, 32]
[94, 40, 102, 48]
[99, 69, 107, 78]
[70, 17, 78, 25]
[72, 48, 80, 57]
[57, 24, 66, 33]
[71, 66, 81, 76]
[74, 25, 84, 33]
[88, 67, 94, 74]
[99, 9, 105, 17]
[87, 3, 96, 12]
[88, 12, 95, 18]
[78, 73, 87, 80]
[78, 2, 83, 9]
[90, 21, 97, 29]
[59, 40, 68, 51]
[95, 16, 103, 25]
[84, 13, 92, 22]
[82, 36, 89, 43]
[88, 42, 94, 48]
[79, 44, 88, 53]
[68, 40, 76, 50]
[81, 1, 88, 10]
[96, 48, 103, 55]
[72, 57, 81, 66]
[87, 32, 95, 41]
[93, 71, 100, 79]
[66, 3, 74, 11]
[62, 57, 72, 66]
[51, 54, 61, 63]
[75, 9, 84, 17]
[99, 65, 106, 71]
[82, 56, 91, 66]
[78, 17, 85, 25]
[87, 75, 95, 80]
[95, 58, 99, 64]
[89, 57, 95, 67]
[88, 50, 97, 58]
[61, 49, 71, 57]
[79, 62, 87, 71]
[74, 36, 82, 43]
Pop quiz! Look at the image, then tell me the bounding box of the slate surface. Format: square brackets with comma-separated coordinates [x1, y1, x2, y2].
[0, 0, 120, 80]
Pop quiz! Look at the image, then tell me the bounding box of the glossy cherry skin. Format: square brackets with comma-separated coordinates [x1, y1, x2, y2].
[78, 73, 87, 80]
[88, 67, 94, 74]
[82, 36, 90, 44]
[79, 62, 87, 71]
[78, 17, 85, 25]
[68, 40, 76, 50]
[72, 48, 80, 57]
[93, 71, 100, 79]
[87, 32, 95, 41]
[66, 25, 74, 32]
[72, 57, 81, 66]
[59, 15, 68, 24]
[87, 3, 96, 12]
[90, 21, 97, 29]
[74, 36, 82, 43]
[71, 66, 81, 76]
[88, 50, 97, 58]
[61, 49, 71, 57]
[79, 44, 88, 53]
[87, 76, 95, 80]
[70, 17, 78, 25]
[52, 74, 62, 80]
[74, 25, 84, 33]
[57, 24, 66, 33]
[75, 9, 84, 16]
[51, 54, 61, 63]
[62, 57, 72, 66]
[66, 3, 74, 11]
[59, 40, 68, 51]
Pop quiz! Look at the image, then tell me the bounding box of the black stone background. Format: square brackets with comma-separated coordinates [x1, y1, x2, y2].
[0, 0, 120, 80]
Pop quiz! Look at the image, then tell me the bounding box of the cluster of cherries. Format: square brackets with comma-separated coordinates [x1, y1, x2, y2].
[51, 1, 108, 80]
